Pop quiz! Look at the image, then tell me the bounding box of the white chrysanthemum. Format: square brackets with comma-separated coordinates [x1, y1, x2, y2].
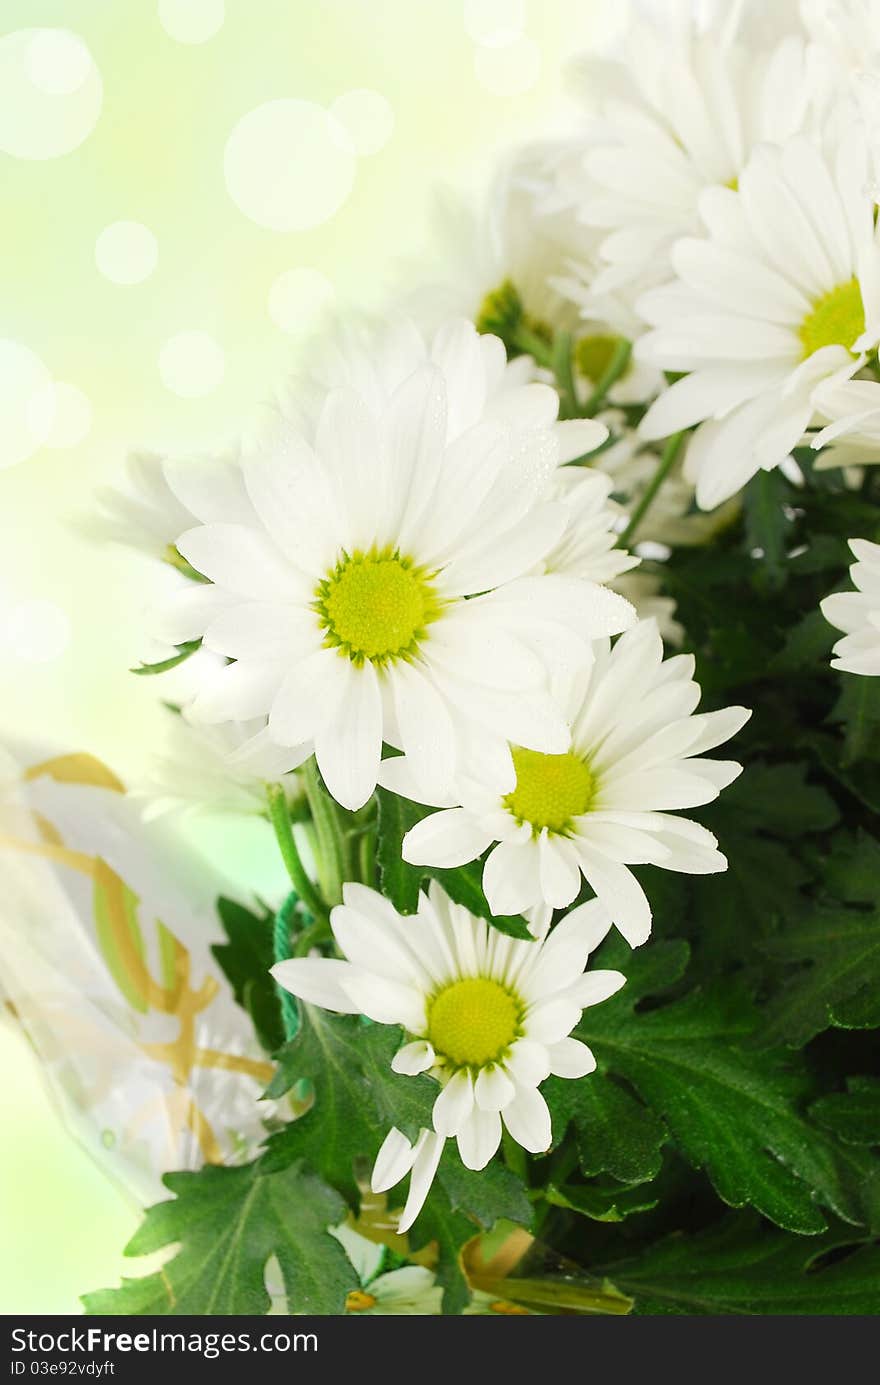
[329, 1223, 443, 1315]
[89, 450, 245, 565]
[810, 376, 880, 470]
[560, 13, 817, 300]
[398, 620, 750, 945]
[637, 133, 880, 508]
[612, 571, 683, 647]
[821, 539, 880, 676]
[801, 0, 880, 73]
[400, 146, 586, 339]
[155, 318, 630, 811]
[541, 467, 639, 586]
[134, 712, 305, 820]
[272, 884, 624, 1232]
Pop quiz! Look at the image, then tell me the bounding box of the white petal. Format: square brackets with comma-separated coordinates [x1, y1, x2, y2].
[525, 996, 582, 1045]
[482, 839, 542, 916]
[331, 903, 425, 986]
[391, 660, 457, 799]
[456, 1106, 503, 1170]
[314, 660, 383, 810]
[341, 971, 427, 1030]
[177, 523, 301, 599]
[474, 1064, 516, 1112]
[392, 1040, 436, 1075]
[537, 833, 582, 911]
[398, 1130, 445, 1233]
[270, 958, 359, 1013]
[372, 1127, 418, 1193]
[402, 809, 491, 869]
[504, 1039, 552, 1086]
[547, 1038, 596, 1079]
[567, 969, 627, 1009]
[431, 1068, 475, 1137]
[574, 842, 652, 947]
[269, 646, 350, 746]
[502, 1085, 552, 1154]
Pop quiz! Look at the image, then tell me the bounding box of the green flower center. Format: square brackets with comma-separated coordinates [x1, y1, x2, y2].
[315, 549, 438, 665]
[427, 977, 521, 1068]
[798, 278, 866, 359]
[504, 747, 595, 834]
[575, 333, 619, 384]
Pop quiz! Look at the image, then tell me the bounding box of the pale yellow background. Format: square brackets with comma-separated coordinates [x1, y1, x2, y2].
[1, 0, 616, 1313]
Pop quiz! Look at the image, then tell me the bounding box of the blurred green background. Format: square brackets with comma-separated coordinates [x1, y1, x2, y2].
[0, 0, 616, 1313]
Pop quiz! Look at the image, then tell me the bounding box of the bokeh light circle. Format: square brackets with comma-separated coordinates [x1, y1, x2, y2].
[464, 0, 526, 47]
[474, 36, 541, 95]
[5, 600, 72, 663]
[223, 99, 356, 232]
[35, 383, 93, 450]
[95, 221, 159, 285]
[268, 267, 336, 338]
[158, 0, 225, 44]
[159, 331, 225, 398]
[0, 342, 55, 470]
[330, 89, 394, 156]
[0, 29, 102, 160]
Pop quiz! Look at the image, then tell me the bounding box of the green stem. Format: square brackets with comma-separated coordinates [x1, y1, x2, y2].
[511, 325, 553, 370]
[617, 430, 686, 550]
[302, 757, 346, 906]
[293, 916, 333, 957]
[266, 782, 325, 921]
[552, 330, 577, 420]
[272, 891, 300, 1040]
[582, 338, 632, 417]
[358, 826, 377, 889]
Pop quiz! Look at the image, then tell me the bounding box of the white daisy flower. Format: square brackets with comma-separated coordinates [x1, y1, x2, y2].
[400, 145, 586, 341]
[821, 539, 880, 676]
[810, 376, 880, 470]
[272, 884, 624, 1232]
[88, 450, 247, 568]
[560, 12, 818, 299]
[329, 1223, 444, 1314]
[398, 620, 750, 945]
[155, 317, 631, 811]
[612, 571, 684, 647]
[134, 712, 305, 820]
[637, 132, 880, 509]
[541, 467, 640, 587]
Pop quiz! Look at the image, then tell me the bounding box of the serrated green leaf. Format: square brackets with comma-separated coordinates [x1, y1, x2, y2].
[811, 1078, 880, 1146]
[594, 1214, 880, 1314]
[82, 1157, 356, 1315]
[376, 786, 425, 914]
[375, 786, 531, 938]
[546, 1075, 668, 1185]
[829, 673, 880, 765]
[721, 761, 839, 838]
[547, 1181, 659, 1223]
[574, 938, 880, 1234]
[264, 1009, 437, 1200]
[743, 469, 792, 586]
[212, 896, 284, 1054]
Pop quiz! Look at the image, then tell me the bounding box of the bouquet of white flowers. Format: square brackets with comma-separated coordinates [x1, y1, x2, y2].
[27, 0, 880, 1317]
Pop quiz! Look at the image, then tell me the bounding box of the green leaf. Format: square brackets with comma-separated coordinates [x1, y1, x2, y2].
[212, 896, 284, 1054]
[264, 1009, 437, 1201]
[769, 607, 837, 673]
[811, 1078, 880, 1146]
[721, 761, 839, 839]
[594, 1214, 880, 1314]
[407, 1150, 532, 1313]
[743, 469, 792, 586]
[375, 786, 532, 938]
[375, 786, 424, 914]
[574, 938, 880, 1234]
[546, 1181, 659, 1223]
[829, 673, 880, 765]
[82, 1157, 356, 1315]
[129, 639, 202, 676]
[758, 833, 880, 1047]
[546, 1075, 668, 1186]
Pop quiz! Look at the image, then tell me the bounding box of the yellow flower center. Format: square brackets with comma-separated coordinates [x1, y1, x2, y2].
[575, 333, 618, 384]
[427, 977, 521, 1068]
[798, 278, 866, 359]
[315, 549, 438, 665]
[345, 1289, 377, 1312]
[504, 747, 595, 834]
